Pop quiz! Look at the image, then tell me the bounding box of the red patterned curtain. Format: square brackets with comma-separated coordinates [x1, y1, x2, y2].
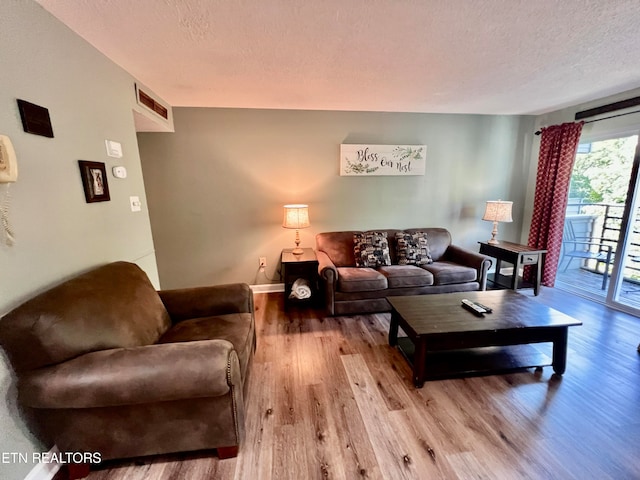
[527, 122, 584, 287]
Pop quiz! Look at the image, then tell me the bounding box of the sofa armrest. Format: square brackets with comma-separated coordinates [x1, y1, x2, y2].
[19, 340, 242, 409]
[316, 251, 338, 315]
[317, 251, 338, 283]
[444, 245, 493, 290]
[159, 283, 254, 321]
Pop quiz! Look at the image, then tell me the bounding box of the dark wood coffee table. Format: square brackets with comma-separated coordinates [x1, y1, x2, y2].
[388, 290, 582, 387]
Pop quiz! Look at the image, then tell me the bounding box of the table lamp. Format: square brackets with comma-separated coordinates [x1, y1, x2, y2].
[283, 204, 310, 254]
[482, 200, 513, 244]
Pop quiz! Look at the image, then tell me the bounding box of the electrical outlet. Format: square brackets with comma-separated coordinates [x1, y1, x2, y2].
[259, 257, 267, 271]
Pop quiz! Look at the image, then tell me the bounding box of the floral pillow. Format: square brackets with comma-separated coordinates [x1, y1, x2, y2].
[354, 231, 391, 267]
[396, 231, 433, 266]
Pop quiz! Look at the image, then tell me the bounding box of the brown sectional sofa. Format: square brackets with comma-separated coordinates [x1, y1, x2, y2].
[0, 261, 255, 472]
[316, 228, 492, 315]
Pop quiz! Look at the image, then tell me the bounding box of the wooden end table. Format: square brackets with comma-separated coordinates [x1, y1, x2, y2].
[281, 248, 319, 310]
[388, 291, 582, 388]
[479, 241, 547, 296]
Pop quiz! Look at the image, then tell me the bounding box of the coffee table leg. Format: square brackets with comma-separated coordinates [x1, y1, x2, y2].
[552, 327, 568, 375]
[389, 311, 399, 346]
[413, 339, 427, 388]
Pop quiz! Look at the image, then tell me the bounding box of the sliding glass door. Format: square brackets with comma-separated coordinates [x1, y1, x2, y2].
[556, 132, 640, 314]
[609, 140, 640, 313]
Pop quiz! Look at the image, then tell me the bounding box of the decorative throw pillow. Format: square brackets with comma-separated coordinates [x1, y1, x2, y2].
[396, 231, 433, 266]
[354, 231, 391, 268]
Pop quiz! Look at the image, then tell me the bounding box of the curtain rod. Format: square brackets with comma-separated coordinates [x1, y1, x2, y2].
[575, 95, 640, 120]
[534, 108, 640, 136]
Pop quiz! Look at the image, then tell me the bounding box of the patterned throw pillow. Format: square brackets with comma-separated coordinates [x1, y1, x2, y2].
[396, 232, 433, 266]
[354, 231, 391, 267]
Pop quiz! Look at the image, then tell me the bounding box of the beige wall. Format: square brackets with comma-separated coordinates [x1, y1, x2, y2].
[138, 108, 536, 289]
[0, 2, 160, 478]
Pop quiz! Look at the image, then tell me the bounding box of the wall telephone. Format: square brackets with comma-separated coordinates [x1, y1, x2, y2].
[0, 135, 18, 183]
[0, 135, 17, 246]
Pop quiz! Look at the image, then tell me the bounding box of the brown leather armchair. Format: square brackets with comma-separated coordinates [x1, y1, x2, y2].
[0, 262, 255, 475]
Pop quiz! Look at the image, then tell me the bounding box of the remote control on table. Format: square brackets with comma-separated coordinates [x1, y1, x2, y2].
[471, 301, 492, 313]
[461, 299, 486, 316]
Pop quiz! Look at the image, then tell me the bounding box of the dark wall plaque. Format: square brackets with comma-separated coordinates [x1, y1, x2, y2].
[17, 99, 54, 138]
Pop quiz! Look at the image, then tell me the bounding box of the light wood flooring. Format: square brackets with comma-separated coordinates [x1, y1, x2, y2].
[81, 288, 640, 480]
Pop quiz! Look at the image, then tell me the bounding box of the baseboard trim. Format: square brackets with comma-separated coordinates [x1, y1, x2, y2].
[250, 283, 284, 294]
[24, 445, 61, 480]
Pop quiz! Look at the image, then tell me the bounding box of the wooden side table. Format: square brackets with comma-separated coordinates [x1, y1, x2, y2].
[478, 241, 547, 296]
[281, 248, 319, 309]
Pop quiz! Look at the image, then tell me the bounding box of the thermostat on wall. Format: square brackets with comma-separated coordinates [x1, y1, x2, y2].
[112, 166, 127, 178]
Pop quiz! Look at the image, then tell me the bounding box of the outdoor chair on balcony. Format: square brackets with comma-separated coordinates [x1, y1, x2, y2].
[560, 218, 613, 290]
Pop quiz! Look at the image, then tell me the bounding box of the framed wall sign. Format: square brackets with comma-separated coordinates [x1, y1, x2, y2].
[340, 144, 426, 176]
[78, 160, 110, 203]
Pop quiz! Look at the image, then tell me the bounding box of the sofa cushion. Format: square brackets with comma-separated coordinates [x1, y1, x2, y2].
[316, 231, 358, 267]
[157, 312, 254, 379]
[378, 265, 434, 288]
[422, 261, 477, 285]
[337, 267, 388, 292]
[395, 231, 433, 266]
[354, 231, 391, 267]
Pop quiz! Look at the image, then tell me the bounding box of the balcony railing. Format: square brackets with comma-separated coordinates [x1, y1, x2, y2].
[566, 202, 640, 282]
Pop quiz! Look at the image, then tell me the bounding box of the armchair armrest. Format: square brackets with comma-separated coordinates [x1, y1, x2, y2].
[159, 283, 253, 322]
[19, 340, 241, 409]
[445, 245, 493, 290]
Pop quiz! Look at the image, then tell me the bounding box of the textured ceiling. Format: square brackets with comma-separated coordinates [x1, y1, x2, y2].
[36, 0, 640, 115]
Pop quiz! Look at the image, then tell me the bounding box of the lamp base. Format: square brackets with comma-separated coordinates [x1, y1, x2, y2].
[488, 221, 500, 244]
[291, 229, 304, 255]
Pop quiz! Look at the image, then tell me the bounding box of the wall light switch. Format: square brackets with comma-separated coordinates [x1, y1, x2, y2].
[129, 196, 141, 212]
[105, 139, 123, 158]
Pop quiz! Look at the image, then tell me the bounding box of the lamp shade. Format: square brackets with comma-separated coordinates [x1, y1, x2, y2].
[482, 200, 513, 223]
[283, 204, 310, 229]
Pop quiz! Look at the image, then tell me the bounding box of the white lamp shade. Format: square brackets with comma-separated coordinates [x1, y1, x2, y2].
[482, 200, 513, 223]
[283, 204, 310, 229]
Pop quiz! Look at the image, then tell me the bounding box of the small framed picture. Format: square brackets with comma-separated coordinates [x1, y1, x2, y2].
[78, 160, 110, 203]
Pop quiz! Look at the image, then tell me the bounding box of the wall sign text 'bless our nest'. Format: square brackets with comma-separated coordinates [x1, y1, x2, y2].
[340, 144, 426, 176]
